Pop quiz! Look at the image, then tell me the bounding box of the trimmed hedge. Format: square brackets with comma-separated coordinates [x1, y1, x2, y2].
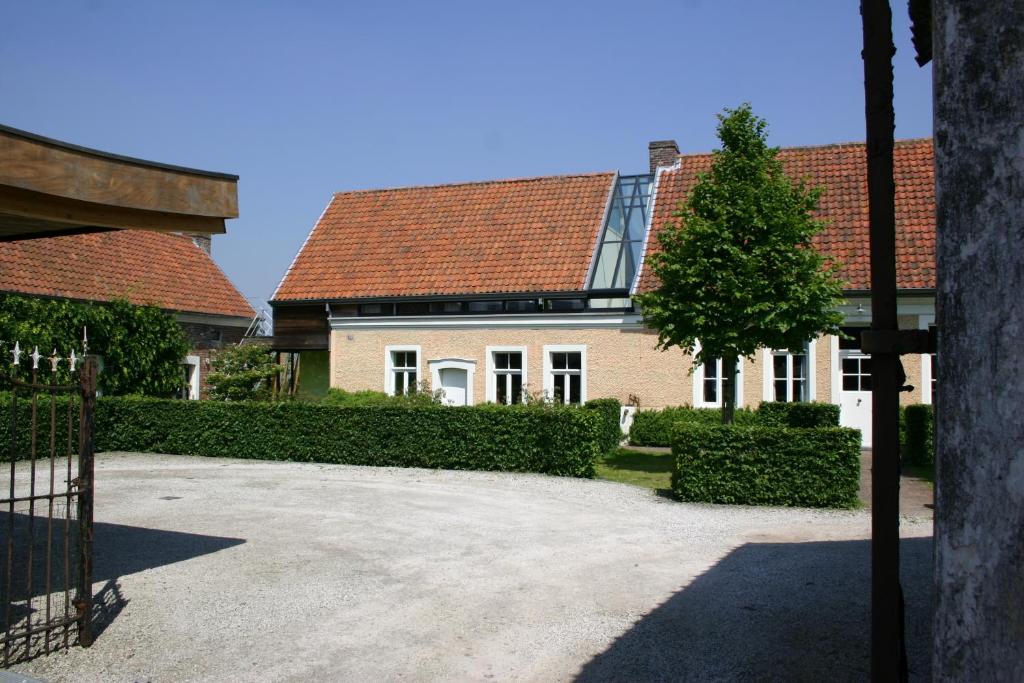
[756, 402, 840, 428]
[629, 406, 758, 447]
[94, 397, 601, 477]
[0, 392, 80, 461]
[902, 404, 934, 466]
[583, 398, 622, 454]
[671, 424, 861, 508]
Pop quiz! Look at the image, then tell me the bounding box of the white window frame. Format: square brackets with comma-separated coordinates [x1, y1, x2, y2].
[691, 343, 745, 408]
[543, 344, 587, 405]
[486, 346, 528, 404]
[183, 354, 201, 400]
[384, 345, 421, 396]
[428, 358, 476, 405]
[762, 340, 816, 403]
[919, 314, 935, 404]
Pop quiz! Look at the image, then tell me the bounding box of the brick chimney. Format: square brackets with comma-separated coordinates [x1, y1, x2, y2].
[648, 139, 680, 173]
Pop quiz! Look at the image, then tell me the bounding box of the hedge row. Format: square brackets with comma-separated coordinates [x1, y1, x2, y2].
[902, 404, 934, 466]
[630, 402, 839, 447]
[94, 397, 602, 477]
[671, 424, 861, 508]
[583, 398, 623, 454]
[0, 392, 80, 461]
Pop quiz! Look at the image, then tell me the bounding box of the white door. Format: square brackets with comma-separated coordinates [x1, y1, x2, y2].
[438, 367, 468, 406]
[839, 351, 872, 446]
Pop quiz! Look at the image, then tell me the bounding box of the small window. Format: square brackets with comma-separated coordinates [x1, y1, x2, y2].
[467, 301, 504, 313]
[771, 349, 808, 402]
[841, 356, 872, 391]
[429, 301, 464, 314]
[359, 303, 392, 316]
[548, 299, 586, 312]
[395, 302, 430, 316]
[550, 351, 582, 404]
[699, 357, 739, 407]
[504, 300, 540, 313]
[391, 350, 418, 395]
[493, 351, 524, 404]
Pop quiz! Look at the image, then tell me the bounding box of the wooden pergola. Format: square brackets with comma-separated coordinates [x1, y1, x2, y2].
[0, 124, 237, 241]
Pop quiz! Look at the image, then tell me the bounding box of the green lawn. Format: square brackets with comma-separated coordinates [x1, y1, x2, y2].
[903, 462, 935, 486]
[595, 448, 674, 494]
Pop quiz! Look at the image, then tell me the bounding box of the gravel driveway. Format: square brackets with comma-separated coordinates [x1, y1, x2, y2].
[14, 453, 933, 682]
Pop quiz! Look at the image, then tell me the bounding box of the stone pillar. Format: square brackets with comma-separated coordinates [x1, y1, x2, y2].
[932, 1, 1024, 679]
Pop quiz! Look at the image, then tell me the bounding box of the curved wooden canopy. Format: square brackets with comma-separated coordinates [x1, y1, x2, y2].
[0, 124, 238, 241]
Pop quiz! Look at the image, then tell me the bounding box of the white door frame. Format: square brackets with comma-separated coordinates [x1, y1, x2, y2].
[428, 358, 476, 405]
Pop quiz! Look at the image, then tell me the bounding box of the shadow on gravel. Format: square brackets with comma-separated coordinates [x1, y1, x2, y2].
[2, 512, 244, 647]
[575, 536, 933, 682]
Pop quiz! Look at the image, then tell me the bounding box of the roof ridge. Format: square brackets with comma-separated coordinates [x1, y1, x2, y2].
[675, 136, 933, 160]
[332, 170, 616, 197]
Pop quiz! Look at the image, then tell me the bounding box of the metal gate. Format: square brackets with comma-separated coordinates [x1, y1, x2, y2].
[1, 347, 96, 665]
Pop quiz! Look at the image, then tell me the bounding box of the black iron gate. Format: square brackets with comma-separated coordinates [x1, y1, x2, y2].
[1, 349, 96, 665]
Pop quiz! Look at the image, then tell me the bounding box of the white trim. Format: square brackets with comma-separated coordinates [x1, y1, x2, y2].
[542, 344, 587, 404]
[383, 344, 422, 396]
[582, 171, 621, 289]
[428, 358, 476, 406]
[330, 312, 644, 330]
[485, 345, 528, 404]
[271, 195, 337, 301]
[919, 314, 935, 404]
[808, 338, 817, 401]
[184, 354, 201, 400]
[630, 162, 673, 294]
[691, 342, 745, 408]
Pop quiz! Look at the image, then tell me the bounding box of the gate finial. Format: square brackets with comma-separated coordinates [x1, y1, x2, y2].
[69, 349, 79, 372]
[31, 346, 41, 370]
[49, 349, 61, 373]
[11, 341, 20, 366]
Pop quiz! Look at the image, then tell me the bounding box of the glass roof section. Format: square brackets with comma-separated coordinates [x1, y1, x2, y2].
[588, 173, 654, 290]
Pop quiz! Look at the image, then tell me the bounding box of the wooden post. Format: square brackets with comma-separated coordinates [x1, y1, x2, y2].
[76, 356, 96, 647]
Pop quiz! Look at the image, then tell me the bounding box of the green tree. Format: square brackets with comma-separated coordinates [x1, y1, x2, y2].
[635, 104, 845, 423]
[206, 344, 282, 401]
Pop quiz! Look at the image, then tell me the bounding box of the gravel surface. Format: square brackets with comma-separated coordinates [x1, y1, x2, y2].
[12, 452, 933, 682]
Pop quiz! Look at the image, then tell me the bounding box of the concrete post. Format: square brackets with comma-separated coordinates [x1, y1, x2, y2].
[933, 1, 1024, 679]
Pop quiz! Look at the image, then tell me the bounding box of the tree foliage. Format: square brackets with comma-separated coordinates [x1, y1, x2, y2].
[206, 344, 282, 401]
[0, 293, 189, 395]
[635, 104, 845, 422]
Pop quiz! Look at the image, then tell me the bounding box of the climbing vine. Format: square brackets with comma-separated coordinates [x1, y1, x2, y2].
[0, 293, 189, 396]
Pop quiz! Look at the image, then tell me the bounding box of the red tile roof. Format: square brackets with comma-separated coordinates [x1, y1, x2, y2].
[0, 230, 255, 318]
[272, 173, 615, 301]
[638, 138, 935, 293]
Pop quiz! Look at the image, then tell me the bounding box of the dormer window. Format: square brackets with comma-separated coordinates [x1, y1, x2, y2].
[588, 174, 654, 291]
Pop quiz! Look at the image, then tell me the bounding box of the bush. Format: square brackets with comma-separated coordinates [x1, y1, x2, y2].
[671, 424, 861, 508]
[0, 391, 80, 461]
[756, 402, 840, 428]
[902, 404, 934, 466]
[629, 406, 758, 447]
[207, 345, 283, 401]
[94, 397, 601, 477]
[583, 398, 622, 454]
[323, 385, 442, 408]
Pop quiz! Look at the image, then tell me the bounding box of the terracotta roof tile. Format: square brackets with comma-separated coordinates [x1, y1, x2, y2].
[638, 138, 935, 293]
[273, 173, 616, 301]
[0, 230, 255, 318]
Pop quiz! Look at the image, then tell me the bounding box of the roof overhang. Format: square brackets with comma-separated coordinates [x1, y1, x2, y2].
[0, 124, 238, 241]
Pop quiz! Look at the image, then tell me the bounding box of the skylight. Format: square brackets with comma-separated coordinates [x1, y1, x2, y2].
[588, 174, 653, 290]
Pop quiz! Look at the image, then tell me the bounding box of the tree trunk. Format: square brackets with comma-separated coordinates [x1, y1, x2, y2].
[722, 354, 737, 424]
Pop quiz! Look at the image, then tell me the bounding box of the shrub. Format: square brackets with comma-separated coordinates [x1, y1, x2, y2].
[94, 397, 601, 477]
[0, 391, 80, 461]
[323, 384, 442, 408]
[756, 402, 840, 428]
[671, 424, 861, 508]
[583, 398, 623, 454]
[902, 404, 934, 466]
[207, 344, 283, 401]
[629, 406, 758, 447]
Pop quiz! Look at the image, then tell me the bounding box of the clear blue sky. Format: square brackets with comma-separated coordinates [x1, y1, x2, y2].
[1, 1, 932, 312]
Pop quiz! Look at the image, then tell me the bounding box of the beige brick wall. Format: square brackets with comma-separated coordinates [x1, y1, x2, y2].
[330, 316, 932, 409]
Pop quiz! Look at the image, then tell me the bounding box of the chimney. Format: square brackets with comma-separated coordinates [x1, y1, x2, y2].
[648, 139, 680, 173]
[188, 233, 212, 256]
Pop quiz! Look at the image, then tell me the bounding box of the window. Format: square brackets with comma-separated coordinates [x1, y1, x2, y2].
[493, 352, 523, 404]
[544, 345, 586, 405]
[771, 348, 808, 402]
[841, 356, 872, 391]
[385, 346, 420, 396]
[693, 353, 743, 408]
[588, 174, 654, 290]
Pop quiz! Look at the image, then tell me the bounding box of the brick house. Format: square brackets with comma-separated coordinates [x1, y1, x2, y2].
[0, 229, 255, 398]
[270, 138, 935, 443]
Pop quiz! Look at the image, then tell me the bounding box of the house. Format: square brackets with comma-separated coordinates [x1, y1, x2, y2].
[269, 138, 935, 443]
[0, 229, 256, 398]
